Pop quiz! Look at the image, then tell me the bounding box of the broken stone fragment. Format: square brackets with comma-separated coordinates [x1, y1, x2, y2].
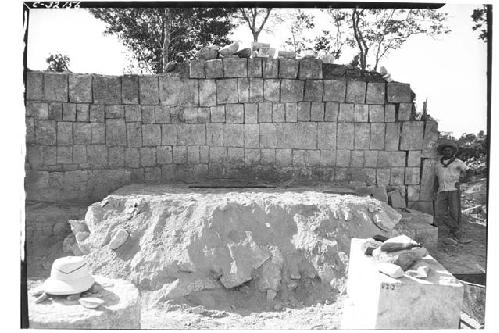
[278, 51, 296, 59]
[377, 262, 404, 278]
[302, 54, 317, 59]
[373, 246, 428, 271]
[405, 265, 430, 279]
[389, 190, 406, 209]
[68, 219, 87, 234]
[75, 231, 90, 242]
[236, 48, 252, 58]
[255, 47, 276, 58]
[89, 282, 104, 294]
[219, 42, 239, 57]
[380, 234, 420, 252]
[108, 228, 129, 250]
[79, 297, 105, 309]
[196, 46, 219, 60]
[30, 287, 44, 297]
[66, 293, 81, 301]
[252, 41, 270, 50]
[34, 292, 49, 304]
[287, 281, 298, 289]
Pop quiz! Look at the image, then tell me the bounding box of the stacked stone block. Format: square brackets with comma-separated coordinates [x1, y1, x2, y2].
[25, 60, 438, 213]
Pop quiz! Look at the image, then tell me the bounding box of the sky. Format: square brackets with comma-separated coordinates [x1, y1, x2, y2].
[27, 4, 488, 138]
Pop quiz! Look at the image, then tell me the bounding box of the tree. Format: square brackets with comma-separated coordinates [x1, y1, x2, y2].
[471, 5, 488, 42]
[237, 8, 273, 42]
[284, 9, 315, 56]
[89, 8, 235, 73]
[46, 53, 71, 72]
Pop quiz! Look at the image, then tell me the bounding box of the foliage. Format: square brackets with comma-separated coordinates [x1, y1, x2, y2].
[46, 53, 71, 72]
[471, 5, 488, 42]
[284, 9, 316, 56]
[236, 8, 276, 42]
[89, 8, 235, 73]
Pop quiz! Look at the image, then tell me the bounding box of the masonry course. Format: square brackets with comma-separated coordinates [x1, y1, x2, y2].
[25, 63, 438, 214]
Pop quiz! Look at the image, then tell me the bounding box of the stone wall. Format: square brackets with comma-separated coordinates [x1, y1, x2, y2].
[24, 58, 439, 212]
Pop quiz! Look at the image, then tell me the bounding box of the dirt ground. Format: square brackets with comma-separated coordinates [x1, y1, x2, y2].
[25, 179, 488, 329]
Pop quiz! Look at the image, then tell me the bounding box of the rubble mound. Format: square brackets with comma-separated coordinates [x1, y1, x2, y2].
[68, 184, 402, 308]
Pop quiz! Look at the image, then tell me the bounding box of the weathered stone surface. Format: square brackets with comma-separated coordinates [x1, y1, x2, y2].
[56, 122, 73, 145]
[279, 123, 316, 149]
[76, 104, 89, 122]
[298, 59, 323, 79]
[370, 123, 385, 150]
[390, 167, 405, 185]
[263, 59, 279, 78]
[362, 151, 377, 168]
[205, 59, 224, 78]
[342, 238, 463, 329]
[407, 151, 421, 167]
[354, 104, 369, 122]
[280, 80, 304, 102]
[152, 105, 170, 123]
[56, 146, 72, 164]
[258, 102, 273, 123]
[279, 59, 299, 78]
[242, 103, 256, 123]
[272, 103, 285, 122]
[196, 46, 219, 60]
[376, 168, 390, 185]
[259, 123, 277, 148]
[47, 103, 62, 120]
[366, 82, 385, 104]
[351, 150, 364, 167]
[400, 121, 424, 150]
[69, 74, 92, 103]
[387, 82, 413, 103]
[197, 79, 216, 107]
[89, 105, 105, 123]
[178, 124, 206, 146]
[208, 105, 224, 123]
[35, 120, 56, 145]
[27, 71, 44, 100]
[237, 78, 250, 102]
[159, 77, 198, 106]
[336, 150, 351, 167]
[139, 76, 159, 105]
[354, 123, 370, 150]
[338, 103, 354, 122]
[346, 80, 366, 103]
[223, 58, 247, 77]
[189, 60, 205, 78]
[284, 103, 297, 122]
[142, 124, 161, 146]
[369, 105, 385, 122]
[206, 124, 223, 146]
[248, 58, 263, 77]
[323, 79, 346, 102]
[324, 102, 339, 122]
[87, 145, 107, 167]
[228, 147, 244, 164]
[419, 159, 436, 201]
[385, 104, 396, 122]
[407, 201, 434, 215]
[121, 75, 139, 104]
[337, 123, 354, 149]
[105, 105, 123, 119]
[297, 102, 311, 122]
[44, 73, 68, 102]
[318, 123, 337, 149]
[156, 146, 173, 164]
[398, 103, 412, 121]
[377, 151, 406, 167]
[304, 80, 323, 101]
[263, 79, 280, 102]
[224, 124, 244, 147]
[141, 105, 154, 123]
[310, 102, 324, 121]
[249, 78, 264, 102]
[244, 124, 259, 148]
[216, 79, 238, 104]
[422, 120, 439, 158]
[226, 104, 244, 123]
[209, 146, 227, 164]
[28, 276, 140, 329]
[108, 147, 125, 167]
[105, 119, 127, 146]
[385, 123, 401, 151]
[388, 190, 406, 209]
[140, 147, 156, 166]
[93, 75, 121, 104]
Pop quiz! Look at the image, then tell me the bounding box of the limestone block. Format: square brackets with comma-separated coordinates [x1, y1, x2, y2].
[285, 103, 298, 122]
[272, 103, 285, 122]
[189, 60, 205, 78]
[263, 59, 279, 78]
[216, 79, 238, 104]
[244, 124, 259, 148]
[76, 104, 89, 122]
[324, 102, 339, 122]
[27, 71, 44, 100]
[105, 119, 127, 146]
[335, 167, 348, 181]
[364, 151, 378, 167]
[292, 149, 306, 166]
[388, 190, 406, 209]
[244, 148, 260, 165]
[258, 102, 273, 123]
[281, 123, 316, 149]
[125, 148, 140, 168]
[90, 123, 105, 144]
[273, 148, 290, 166]
[153, 105, 170, 123]
[140, 147, 156, 166]
[370, 123, 385, 150]
[298, 59, 323, 79]
[320, 149, 336, 166]
[398, 103, 412, 121]
[305, 150, 321, 166]
[338, 103, 354, 122]
[259, 123, 277, 148]
[226, 104, 244, 123]
[264, 79, 280, 102]
[200, 146, 209, 163]
[199, 80, 216, 106]
[108, 147, 125, 167]
[337, 122, 354, 149]
[93, 75, 121, 104]
[387, 82, 413, 103]
[89, 105, 105, 123]
[336, 150, 351, 167]
[125, 123, 141, 147]
[210, 105, 225, 123]
[141, 105, 154, 123]
[244, 103, 258, 123]
[390, 167, 405, 185]
[323, 79, 346, 102]
[318, 122, 337, 149]
[351, 150, 364, 167]
[35, 120, 56, 145]
[279, 59, 299, 78]
[280, 79, 304, 102]
[407, 185, 421, 202]
[156, 146, 173, 164]
[354, 123, 370, 150]
[385, 123, 401, 151]
[235, 78, 249, 103]
[205, 59, 224, 78]
[87, 145, 107, 167]
[26, 117, 35, 143]
[206, 123, 223, 146]
[144, 167, 161, 181]
[400, 121, 424, 150]
[57, 122, 73, 145]
[419, 159, 436, 201]
[223, 124, 244, 147]
[377, 151, 406, 167]
[44, 73, 68, 102]
[69, 74, 92, 103]
[369, 105, 385, 122]
[364, 168, 377, 185]
[27, 146, 56, 168]
[346, 80, 366, 103]
[407, 151, 421, 167]
[261, 148, 276, 164]
[422, 120, 439, 158]
[105, 105, 124, 119]
[228, 147, 245, 165]
[377, 168, 390, 185]
[223, 58, 248, 77]
[27, 102, 48, 119]
[385, 104, 396, 122]
[56, 146, 72, 164]
[354, 104, 369, 122]
[408, 201, 434, 215]
[366, 82, 385, 104]
[48, 103, 62, 120]
[210, 146, 227, 164]
[139, 76, 159, 105]
[310, 102, 324, 121]
[72, 145, 87, 164]
[297, 102, 311, 121]
[187, 146, 200, 164]
[342, 238, 463, 329]
[249, 78, 264, 102]
[159, 77, 198, 106]
[141, 124, 161, 146]
[248, 58, 263, 77]
[304, 80, 323, 101]
[121, 75, 139, 104]
[178, 124, 206, 146]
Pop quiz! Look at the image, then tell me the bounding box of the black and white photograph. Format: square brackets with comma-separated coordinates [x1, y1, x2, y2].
[6, 0, 498, 330]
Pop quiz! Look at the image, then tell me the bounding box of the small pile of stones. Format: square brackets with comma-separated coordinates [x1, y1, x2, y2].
[30, 281, 108, 309]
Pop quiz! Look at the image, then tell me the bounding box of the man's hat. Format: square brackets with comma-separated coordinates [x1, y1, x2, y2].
[41, 256, 95, 296]
[437, 139, 458, 155]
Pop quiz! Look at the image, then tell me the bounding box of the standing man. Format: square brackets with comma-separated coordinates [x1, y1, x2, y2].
[434, 139, 471, 244]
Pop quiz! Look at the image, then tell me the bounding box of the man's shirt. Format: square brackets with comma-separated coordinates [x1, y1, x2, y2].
[435, 158, 467, 192]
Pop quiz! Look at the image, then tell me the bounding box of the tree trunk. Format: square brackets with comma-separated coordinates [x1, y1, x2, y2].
[252, 31, 259, 42]
[162, 8, 171, 73]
